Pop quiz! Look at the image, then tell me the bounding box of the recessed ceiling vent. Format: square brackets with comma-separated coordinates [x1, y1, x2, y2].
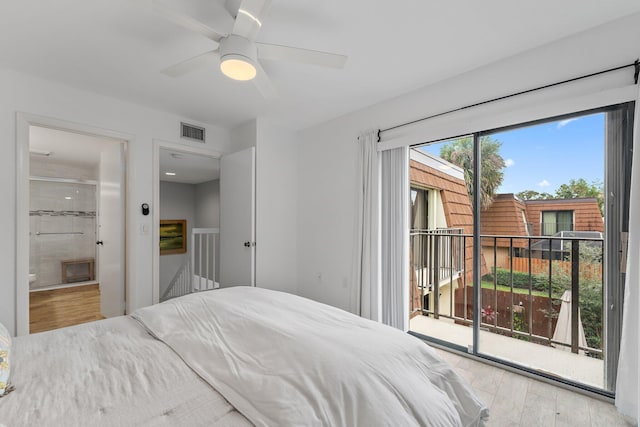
[181, 122, 205, 143]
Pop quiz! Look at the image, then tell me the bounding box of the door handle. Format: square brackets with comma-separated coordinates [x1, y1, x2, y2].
[244, 241, 255, 247]
[96, 240, 104, 246]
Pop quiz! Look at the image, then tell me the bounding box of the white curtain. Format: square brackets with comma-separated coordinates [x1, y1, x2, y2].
[380, 147, 409, 331]
[616, 84, 640, 422]
[352, 131, 380, 321]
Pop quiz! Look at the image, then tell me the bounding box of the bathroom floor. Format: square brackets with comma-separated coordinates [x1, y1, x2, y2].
[29, 283, 104, 333]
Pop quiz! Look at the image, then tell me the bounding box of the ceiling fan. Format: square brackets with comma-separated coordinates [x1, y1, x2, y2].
[154, 0, 348, 98]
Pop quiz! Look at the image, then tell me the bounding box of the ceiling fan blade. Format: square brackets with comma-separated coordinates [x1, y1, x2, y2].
[253, 60, 277, 98]
[256, 43, 347, 69]
[230, 0, 272, 40]
[161, 50, 220, 77]
[153, 0, 226, 42]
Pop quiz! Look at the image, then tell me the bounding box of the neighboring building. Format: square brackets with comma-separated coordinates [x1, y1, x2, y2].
[524, 198, 604, 237]
[481, 194, 604, 268]
[480, 194, 531, 270]
[409, 149, 474, 317]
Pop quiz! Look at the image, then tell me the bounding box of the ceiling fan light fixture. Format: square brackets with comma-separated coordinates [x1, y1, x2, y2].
[220, 54, 257, 81]
[218, 34, 258, 81]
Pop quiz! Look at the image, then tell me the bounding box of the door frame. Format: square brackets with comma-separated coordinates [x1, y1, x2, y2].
[16, 112, 131, 336]
[151, 139, 221, 304]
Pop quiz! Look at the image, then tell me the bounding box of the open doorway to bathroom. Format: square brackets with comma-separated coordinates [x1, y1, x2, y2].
[156, 147, 220, 302]
[27, 126, 126, 333]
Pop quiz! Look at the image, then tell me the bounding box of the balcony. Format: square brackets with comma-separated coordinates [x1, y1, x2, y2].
[409, 230, 606, 389]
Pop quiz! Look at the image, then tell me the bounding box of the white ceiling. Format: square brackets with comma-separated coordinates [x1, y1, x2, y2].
[29, 126, 124, 166]
[3, 1, 640, 131]
[159, 148, 220, 184]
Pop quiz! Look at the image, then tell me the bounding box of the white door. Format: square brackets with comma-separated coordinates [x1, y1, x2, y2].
[98, 142, 126, 317]
[220, 147, 255, 287]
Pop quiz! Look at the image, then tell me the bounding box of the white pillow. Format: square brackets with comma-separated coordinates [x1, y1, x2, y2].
[0, 321, 12, 396]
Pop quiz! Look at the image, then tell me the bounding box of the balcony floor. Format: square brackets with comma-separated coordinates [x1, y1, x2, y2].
[431, 347, 631, 426]
[411, 314, 604, 389]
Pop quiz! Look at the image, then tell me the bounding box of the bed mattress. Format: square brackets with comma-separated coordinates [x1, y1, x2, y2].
[0, 317, 252, 427]
[0, 287, 488, 426]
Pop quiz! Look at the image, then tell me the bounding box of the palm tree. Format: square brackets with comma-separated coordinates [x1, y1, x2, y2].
[439, 136, 506, 209]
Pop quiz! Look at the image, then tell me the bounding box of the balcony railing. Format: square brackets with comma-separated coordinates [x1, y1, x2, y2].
[410, 232, 604, 357]
[411, 228, 464, 286]
[410, 228, 464, 318]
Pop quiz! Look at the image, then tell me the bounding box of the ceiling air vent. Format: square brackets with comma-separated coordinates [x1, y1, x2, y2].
[181, 122, 206, 142]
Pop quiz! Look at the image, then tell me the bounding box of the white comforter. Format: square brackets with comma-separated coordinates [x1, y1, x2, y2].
[133, 287, 488, 427]
[0, 317, 251, 427]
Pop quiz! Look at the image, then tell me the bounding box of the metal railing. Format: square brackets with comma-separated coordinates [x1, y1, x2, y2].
[410, 232, 604, 357]
[161, 228, 219, 302]
[410, 228, 464, 318]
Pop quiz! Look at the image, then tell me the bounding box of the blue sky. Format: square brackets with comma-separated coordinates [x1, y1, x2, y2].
[419, 113, 605, 195]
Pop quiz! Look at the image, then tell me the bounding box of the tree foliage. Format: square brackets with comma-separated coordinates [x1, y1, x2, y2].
[556, 178, 604, 214]
[439, 136, 506, 209]
[516, 178, 604, 215]
[515, 190, 554, 200]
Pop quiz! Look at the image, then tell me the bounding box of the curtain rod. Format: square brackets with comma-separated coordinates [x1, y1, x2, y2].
[378, 59, 639, 137]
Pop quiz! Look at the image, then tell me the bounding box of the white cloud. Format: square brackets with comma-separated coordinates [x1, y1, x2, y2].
[538, 179, 550, 188]
[557, 117, 580, 129]
[504, 158, 514, 167]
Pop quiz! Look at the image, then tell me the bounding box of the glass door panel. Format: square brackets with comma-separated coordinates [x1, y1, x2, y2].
[408, 103, 633, 394]
[477, 111, 609, 390]
[408, 136, 476, 352]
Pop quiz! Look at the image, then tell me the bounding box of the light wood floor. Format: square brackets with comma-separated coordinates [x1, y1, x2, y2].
[29, 284, 105, 334]
[432, 348, 632, 426]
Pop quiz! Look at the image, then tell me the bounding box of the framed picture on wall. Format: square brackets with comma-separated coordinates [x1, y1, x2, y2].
[159, 219, 187, 255]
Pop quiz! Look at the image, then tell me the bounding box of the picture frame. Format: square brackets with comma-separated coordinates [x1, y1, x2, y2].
[159, 219, 187, 255]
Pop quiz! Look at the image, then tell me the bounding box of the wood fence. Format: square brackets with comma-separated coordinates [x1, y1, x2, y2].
[454, 286, 561, 340]
[502, 257, 602, 281]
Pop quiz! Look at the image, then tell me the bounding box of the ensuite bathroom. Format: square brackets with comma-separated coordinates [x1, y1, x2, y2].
[29, 178, 97, 290]
[29, 151, 98, 290]
[25, 125, 126, 333]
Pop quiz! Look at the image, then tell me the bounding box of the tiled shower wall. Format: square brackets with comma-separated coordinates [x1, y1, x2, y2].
[29, 180, 97, 288]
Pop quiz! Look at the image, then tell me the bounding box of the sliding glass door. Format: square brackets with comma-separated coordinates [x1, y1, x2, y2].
[408, 102, 634, 395]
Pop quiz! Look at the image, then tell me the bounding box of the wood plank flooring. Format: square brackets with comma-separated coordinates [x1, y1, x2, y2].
[432, 348, 633, 426]
[29, 284, 105, 334]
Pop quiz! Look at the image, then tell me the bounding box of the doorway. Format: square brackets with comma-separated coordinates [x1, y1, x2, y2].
[152, 142, 256, 303]
[16, 114, 128, 335]
[157, 146, 221, 301]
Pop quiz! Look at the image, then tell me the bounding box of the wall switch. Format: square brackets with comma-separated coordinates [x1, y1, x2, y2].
[140, 223, 150, 235]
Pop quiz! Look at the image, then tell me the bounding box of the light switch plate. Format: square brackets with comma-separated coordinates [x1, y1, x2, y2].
[140, 223, 150, 235]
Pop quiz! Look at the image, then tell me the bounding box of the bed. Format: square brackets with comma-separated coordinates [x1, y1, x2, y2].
[0, 286, 488, 426]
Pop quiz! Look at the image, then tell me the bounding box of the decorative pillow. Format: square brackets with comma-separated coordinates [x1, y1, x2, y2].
[0, 321, 12, 396]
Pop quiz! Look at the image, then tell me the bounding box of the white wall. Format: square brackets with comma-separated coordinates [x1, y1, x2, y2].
[231, 120, 257, 151]
[295, 13, 640, 314]
[159, 181, 195, 296]
[255, 120, 298, 294]
[0, 68, 231, 335]
[226, 120, 299, 294]
[195, 180, 220, 228]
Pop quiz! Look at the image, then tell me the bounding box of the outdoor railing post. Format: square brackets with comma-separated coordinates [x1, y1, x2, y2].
[433, 234, 440, 319]
[528, 237, 533, 340]
[463, 236, 468, 322]
[571, 240, 580, 354]
[493, 236, 498, 329]
[509, 237, 514, 335]
[449, 233, 454, 318]
[548, 238, 553, 345]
